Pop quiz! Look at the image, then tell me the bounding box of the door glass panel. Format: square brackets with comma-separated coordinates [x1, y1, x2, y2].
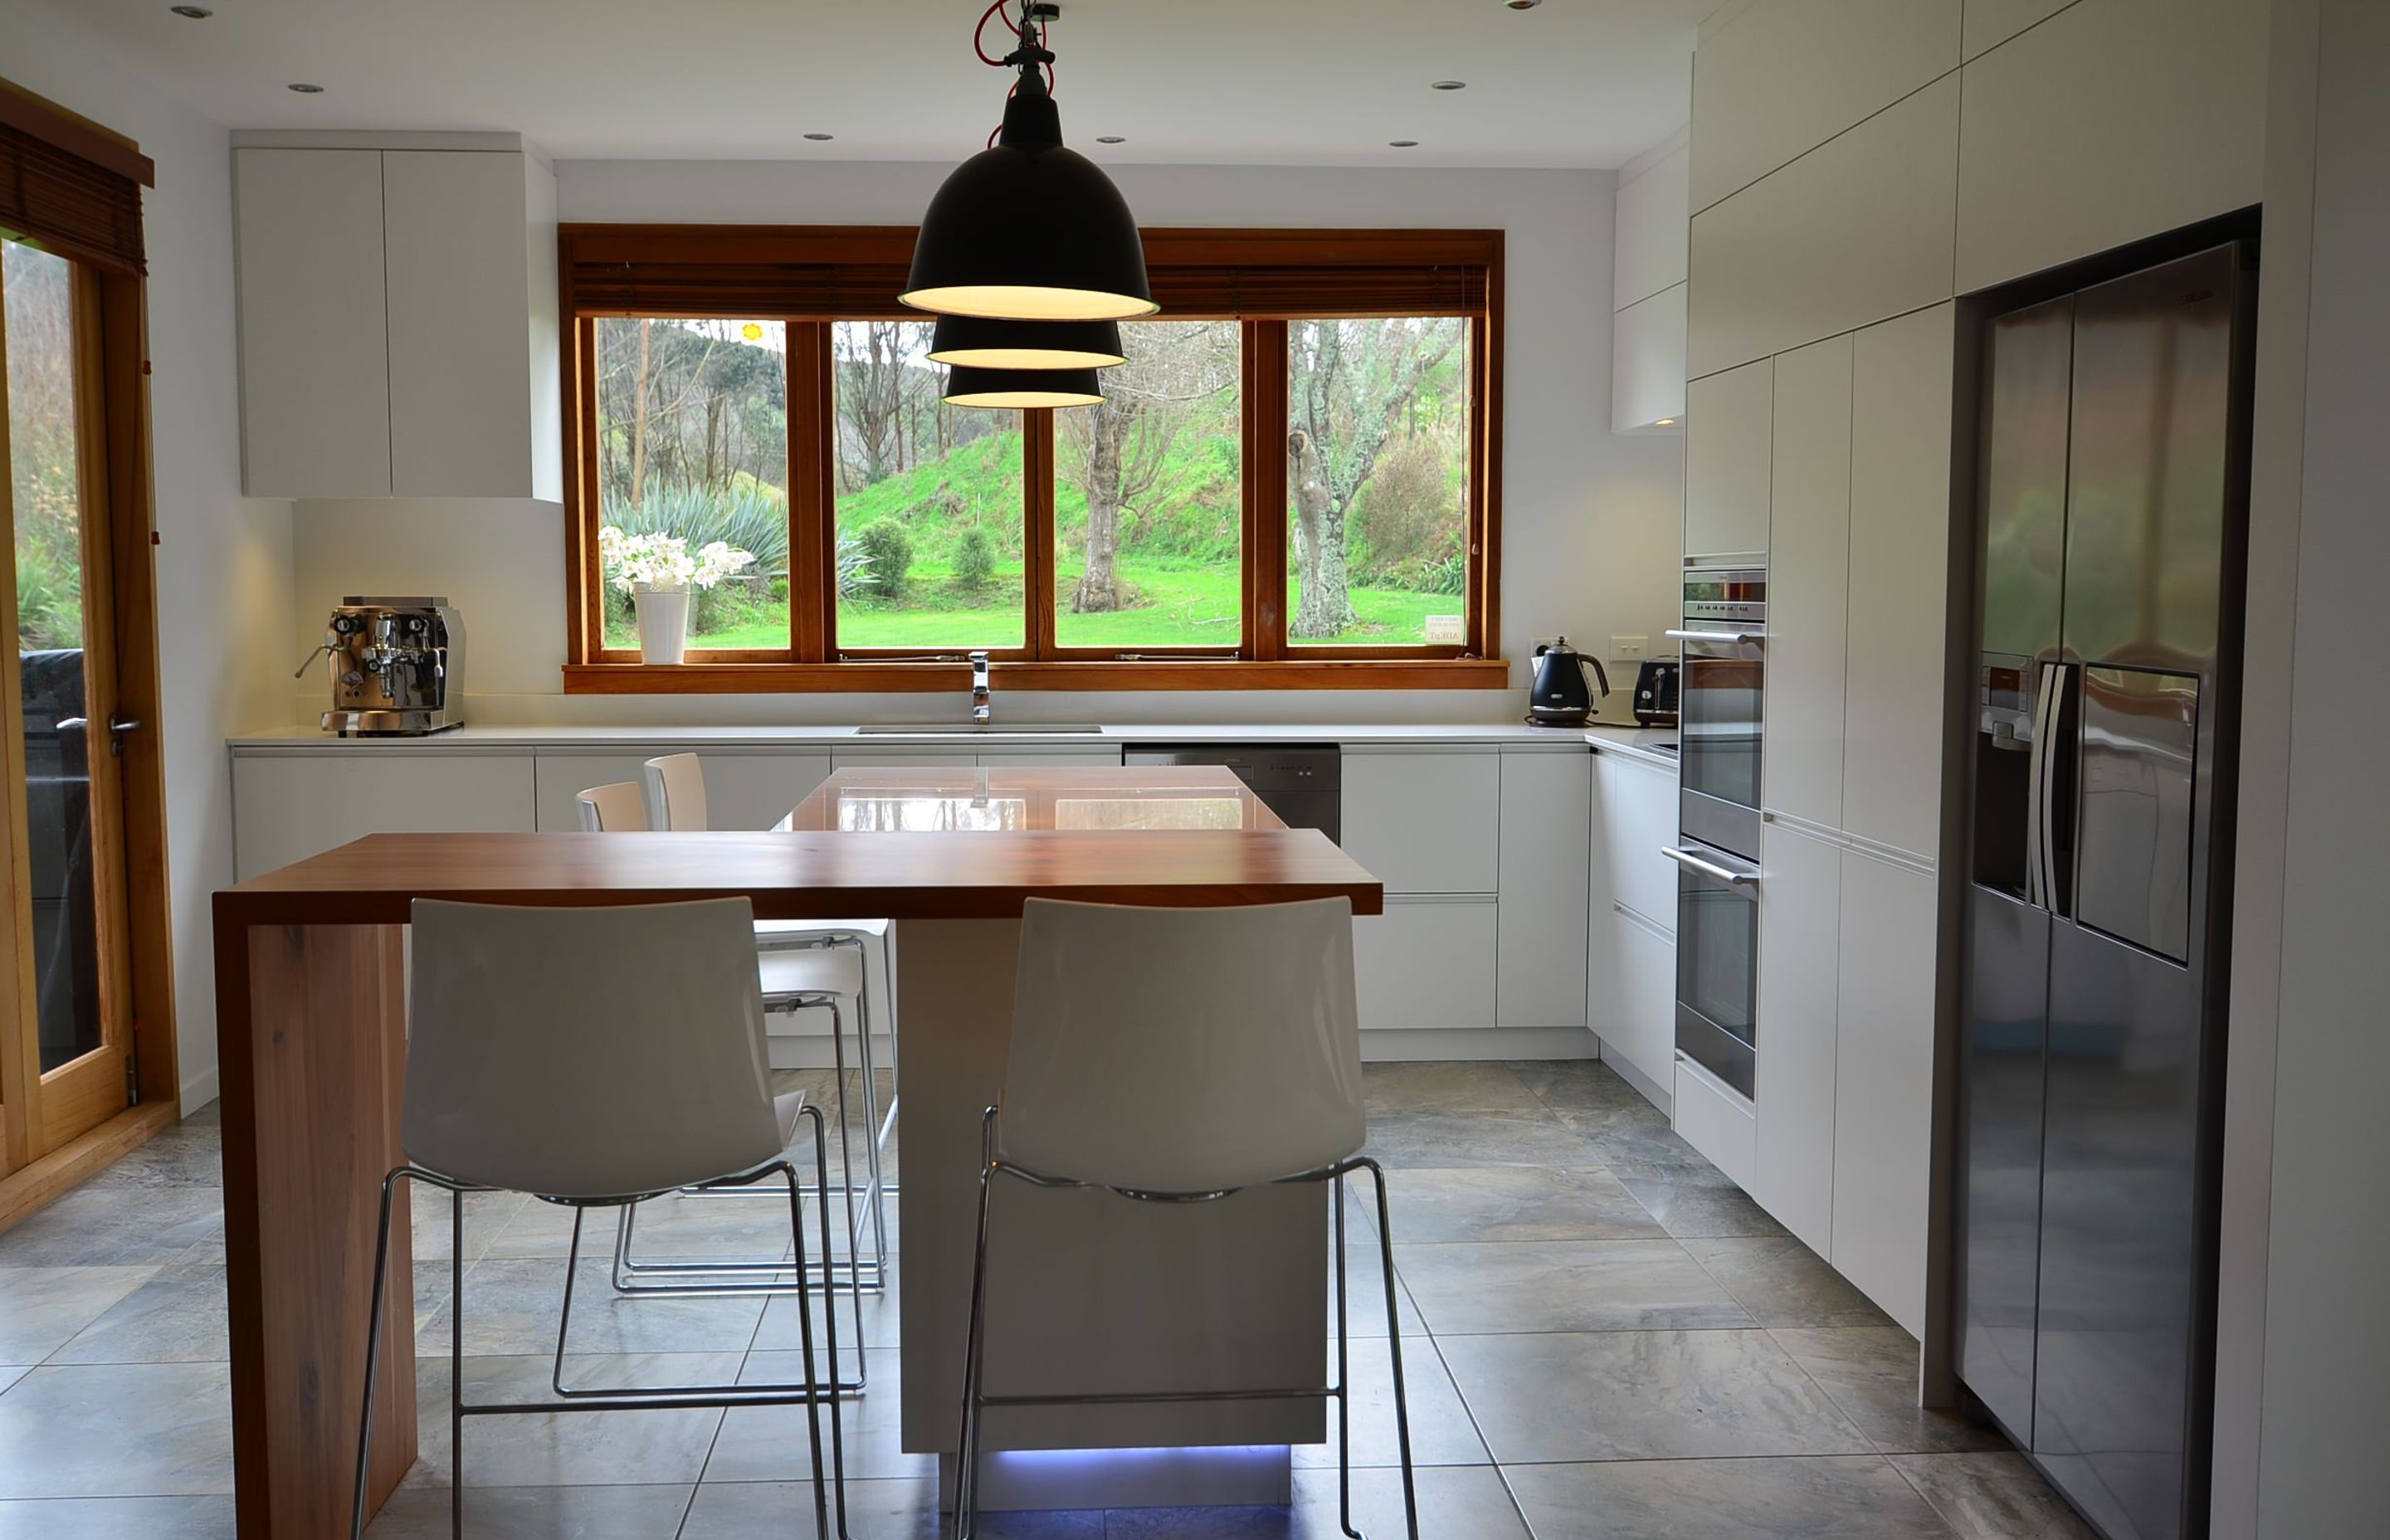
[1679, 646, 1764, 811]
[1677, 876, 1757, 1045]
[5, 238, 105, 1073]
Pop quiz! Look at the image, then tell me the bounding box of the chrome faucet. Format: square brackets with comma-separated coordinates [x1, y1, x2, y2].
[969, 651, 992, 726]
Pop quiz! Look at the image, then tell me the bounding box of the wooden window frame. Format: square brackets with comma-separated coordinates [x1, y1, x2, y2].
[559, 225, 1506, 693]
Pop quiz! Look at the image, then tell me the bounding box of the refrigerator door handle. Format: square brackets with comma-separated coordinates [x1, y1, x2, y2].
[2025, 663, 2054, 909]
[2037, 662, 2074, 919]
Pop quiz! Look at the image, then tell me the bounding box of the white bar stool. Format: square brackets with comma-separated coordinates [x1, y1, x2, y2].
[640, 753, 898, 1291]
[951, 896, 1418, 1540]
[349, 896, 848, 1540]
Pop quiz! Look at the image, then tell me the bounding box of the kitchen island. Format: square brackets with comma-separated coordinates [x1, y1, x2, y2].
[211, 765, 1383, 1538]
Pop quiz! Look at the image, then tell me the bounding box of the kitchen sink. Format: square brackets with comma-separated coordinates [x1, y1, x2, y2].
[852, 723, 1107, 735]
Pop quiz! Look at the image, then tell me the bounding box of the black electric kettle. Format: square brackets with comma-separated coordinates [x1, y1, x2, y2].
[1527, 636, 1610, 727]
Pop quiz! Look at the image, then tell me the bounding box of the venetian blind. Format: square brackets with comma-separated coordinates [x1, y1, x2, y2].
[0, 85, 153, 277]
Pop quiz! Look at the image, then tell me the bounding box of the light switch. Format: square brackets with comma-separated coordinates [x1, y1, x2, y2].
[1611, 634, 1648, 661]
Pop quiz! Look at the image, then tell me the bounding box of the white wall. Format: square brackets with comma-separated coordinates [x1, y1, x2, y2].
[1, 0, 295, 1110]
[284, 160, 1685, 726]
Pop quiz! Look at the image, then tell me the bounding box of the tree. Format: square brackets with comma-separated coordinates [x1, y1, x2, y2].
[833, 321, 929, 490]
[1061, 321, 1237, 613]
[1286, 318, 1465, 638]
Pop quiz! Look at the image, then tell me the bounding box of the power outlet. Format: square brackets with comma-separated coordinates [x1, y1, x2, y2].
[1610, 634, 1649, 661]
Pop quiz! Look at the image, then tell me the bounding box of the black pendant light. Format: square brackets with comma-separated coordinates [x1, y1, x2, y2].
[902, 2, 1157, 322]
[928, 313, 1126, 370]
[943, 364, 1105, 408]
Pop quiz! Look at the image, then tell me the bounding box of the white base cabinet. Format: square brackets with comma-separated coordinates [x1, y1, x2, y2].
[1354, 898, 1498, 1032]
[1752, 820, 1842, 1255]
[1674, 1055, 1757, 1191]
[532, 751, 832, 832]
[1588, 748, 1681, 1099]
[232, 751, 534, 881]
[1829, 849, 1937, 1335]
[1497, 749, 1591, 1030]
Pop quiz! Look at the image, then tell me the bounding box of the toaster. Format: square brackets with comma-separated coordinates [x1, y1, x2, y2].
[1632, 658, 1680, 728]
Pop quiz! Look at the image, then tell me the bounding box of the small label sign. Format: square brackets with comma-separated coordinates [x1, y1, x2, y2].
[1424, 614, 1465, 645]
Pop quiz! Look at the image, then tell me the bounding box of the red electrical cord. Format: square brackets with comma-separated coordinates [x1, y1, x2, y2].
[978, 4, 1057, 148]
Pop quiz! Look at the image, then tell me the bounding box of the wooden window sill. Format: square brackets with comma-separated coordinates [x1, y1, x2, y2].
[562, 659, 1514, 694]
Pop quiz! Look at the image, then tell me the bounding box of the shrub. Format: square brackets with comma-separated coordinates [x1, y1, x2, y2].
[953, 525, 996, 592]
[1352, 435, 1451, 582]
[857, 522, 913, 597]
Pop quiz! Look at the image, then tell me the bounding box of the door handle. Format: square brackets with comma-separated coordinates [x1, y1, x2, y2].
[1661, 846, 1758, 885]
[1665, 629, 1763, 646]
[54, 716, 88, 733]
[2024, 665, 2052, 909]
[2038, 664, 2073, 919]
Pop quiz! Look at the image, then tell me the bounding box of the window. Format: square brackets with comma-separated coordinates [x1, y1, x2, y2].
[562, 227, 1503, 690]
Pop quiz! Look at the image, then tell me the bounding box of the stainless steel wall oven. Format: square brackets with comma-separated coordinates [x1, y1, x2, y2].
[1669, 568, 1766, 861]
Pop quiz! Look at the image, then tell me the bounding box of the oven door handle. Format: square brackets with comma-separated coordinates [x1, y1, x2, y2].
[1666, 629, 1763, 646]
[1661, 846, 1759, 886]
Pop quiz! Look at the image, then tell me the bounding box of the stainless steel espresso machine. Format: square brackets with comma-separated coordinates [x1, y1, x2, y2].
[298, 597, 466, 736]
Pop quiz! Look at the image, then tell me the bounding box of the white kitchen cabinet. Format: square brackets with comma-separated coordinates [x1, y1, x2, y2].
[1752, 820, 1841, 1255]
[531, 749, 831, 831]
[1691, 0, 1960, 212]
[1615, 140, 1690, 309]
[1842, 305, 1954, 861]
[1605, 902, 1678, 1114]
[1684, 358, 1773, 561]
[1612, 284, 1689, 434]
[232, 149, 392, 499]
[1763, 334, 1854, 829]
[1354, 897, 1498, 1032]
[232, 751, 534, 881]
[1830, 848, 1937, 1335]
[1962, 0, 2075, 58]
[1588, 748, 1680, 1103]
[1598, 752, 1680, 931]
[1674, 1054, 1757, 1191]
[829, 748, 978, 770]
[1687, 75, 1960, 378]
[1339, 749, 1500, 895]
[1954, 0, 2266, 292]
[233, 136, 559, 500]
[1496, 750, 1590, 1030]
[975, 748, 1122, 768]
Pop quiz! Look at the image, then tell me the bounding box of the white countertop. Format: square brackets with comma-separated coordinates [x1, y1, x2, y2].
[228, 720, 1681, 769]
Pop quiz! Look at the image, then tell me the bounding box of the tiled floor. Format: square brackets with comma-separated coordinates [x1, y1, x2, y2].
[0, 1061, 2095, 1538]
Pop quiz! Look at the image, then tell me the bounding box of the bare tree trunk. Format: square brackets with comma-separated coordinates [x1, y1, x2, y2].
[1290, 428, 1356, 637]
[628, 319, 652, 509]
[1072, 401, 1130, 612]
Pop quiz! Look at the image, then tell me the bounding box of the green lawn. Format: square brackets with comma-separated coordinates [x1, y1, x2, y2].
[671, 558, 1459, 651]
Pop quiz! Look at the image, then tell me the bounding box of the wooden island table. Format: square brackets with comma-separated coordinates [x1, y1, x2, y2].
[212, 764, 1382, 1537]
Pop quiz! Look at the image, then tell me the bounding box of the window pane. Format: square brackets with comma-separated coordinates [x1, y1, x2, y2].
[1054, 320, 1242, 650]
[1286, 317, 1472, 646]
[593, 318, 789, 650]
[832, 321, 1024, 651]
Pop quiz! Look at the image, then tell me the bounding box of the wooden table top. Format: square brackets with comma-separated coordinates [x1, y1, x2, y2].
[217, 765, 1380, 926]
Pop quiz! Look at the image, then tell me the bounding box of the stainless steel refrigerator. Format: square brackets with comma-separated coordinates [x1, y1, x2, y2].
[1957, 241, 2254, 1540]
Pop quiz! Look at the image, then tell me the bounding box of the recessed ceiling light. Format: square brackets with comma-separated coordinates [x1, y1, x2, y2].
[1655, 418, 1677, 426]
[169, 4, 213, 17]
[1095, 136, 1126, 144]
[1506, 0, 1543, 9]
[1388, 139, 1420, 149]
[287, 82, 325, 94]
[803, 132, 834, 141]
[1432, 80, 1467, 91]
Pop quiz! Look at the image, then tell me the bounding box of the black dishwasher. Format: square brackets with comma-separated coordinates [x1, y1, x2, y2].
[1122, 745, 1341, 843]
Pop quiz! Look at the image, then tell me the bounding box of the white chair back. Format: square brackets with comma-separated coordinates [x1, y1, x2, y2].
[575, 780, 647, 832]
[403, 897, 781, 1199]
[641, 753, 709, 831]
[1001, 896, 1364, 1193]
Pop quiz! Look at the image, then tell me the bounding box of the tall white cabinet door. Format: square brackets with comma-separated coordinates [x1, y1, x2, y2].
[1684, 358, 1773, 560]
[1752, 821, 1841, 1255]
[233, 149, 391, 498]
[1830, 850, 1937, 1335]
[1497, 751, 1591, 1029]
[382, 152, 539, 498]
[1339, 750, 1500, 895]
[1843, 305, 1956, 860]
[1763, 335, 1854, 827]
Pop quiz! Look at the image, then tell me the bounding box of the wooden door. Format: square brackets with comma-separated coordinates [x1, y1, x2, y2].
[0, 236, 140, 1164]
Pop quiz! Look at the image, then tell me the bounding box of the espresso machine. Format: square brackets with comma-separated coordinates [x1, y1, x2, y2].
[298, 597, 466, 736]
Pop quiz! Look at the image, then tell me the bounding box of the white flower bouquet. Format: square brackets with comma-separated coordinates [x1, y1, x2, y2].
[600, 525, 755, 664]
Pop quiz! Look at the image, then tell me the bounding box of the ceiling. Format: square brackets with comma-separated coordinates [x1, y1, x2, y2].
[25, 0, 1709, 168]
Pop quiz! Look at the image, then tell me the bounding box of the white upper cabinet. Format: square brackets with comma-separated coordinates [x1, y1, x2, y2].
[1615, 142, 1690, 309]
[1842, 305, 1955, 860]
[1684, 357, 1773, 561]
[1961, 0, 2075, 58]
[1496, 750, 1591, 1031]
[1954, 0, 2267, 292]
[1612, 285, 1689, 434]
[1339, 750, 1500, 895]
[1688, 75, 1959, 378]
[1691, 0, 1961, 212]
[233, 149, 393, 500]
[235, 137, 561, 500]
[1762, 334, 1854, 829]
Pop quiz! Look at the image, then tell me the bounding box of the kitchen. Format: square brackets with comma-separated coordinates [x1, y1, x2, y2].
[0, 2, 2381, 1538]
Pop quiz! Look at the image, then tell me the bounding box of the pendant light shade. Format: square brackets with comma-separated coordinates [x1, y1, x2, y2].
[944, 364, 1105, 409]
[902, 67, 1156, 322]
[928, 313, 1126, 370]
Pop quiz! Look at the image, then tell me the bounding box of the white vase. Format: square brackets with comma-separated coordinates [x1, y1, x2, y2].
[633, 583, 691, 665]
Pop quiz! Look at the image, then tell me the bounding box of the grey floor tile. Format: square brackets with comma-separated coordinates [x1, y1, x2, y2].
[705, 1348, 929, 1483]
[1505, 1455, 1953, 1538]
[447, 1258, 766, 1357]
[1360, 1111, 1594, 1171]
[1549, 1102, 1714, 1174]
[0, 1188, 222, 1268]
[0, 1368, 27, 1396]
[411, 1189, 532, 1266]
[1615, 1174, 1789, 1240]
[1888, 1452, 2100, 1540]
[752, 1260, 901, 1354]
[181, 1099, 222, 1127]
[0, 1494, 237, 1539]
[1288, 1464, 1529, 1539]
[80, 1124, 224, 1191]
[1290, 1335, 1490, 1469]
[685, 1477, 1095, 1539]
[1375, 1166, 1666, 1245]
[1395, 1240, 1751, 1335]
[49, 1270, 230, 1365]
[1513, 1058, 1653, 1115]
[0, 1267, 158, 1362]
[1438, 1329, 1871, 1464]
[1361, 1062, 1545, 1114]
[1686, 1237, 1898, 1329]
[363, 1481, 691, 1538]
[483, 1192, 833, 1265]
[412, 1352, 738, 1489]
[1770, 1328, 2008, 1455]
[1334, 1245, 1429, 1339]
[0, 1362, 232, 1497]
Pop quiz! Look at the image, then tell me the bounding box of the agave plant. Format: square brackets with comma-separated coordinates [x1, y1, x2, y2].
[602, 481, 791, 575]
